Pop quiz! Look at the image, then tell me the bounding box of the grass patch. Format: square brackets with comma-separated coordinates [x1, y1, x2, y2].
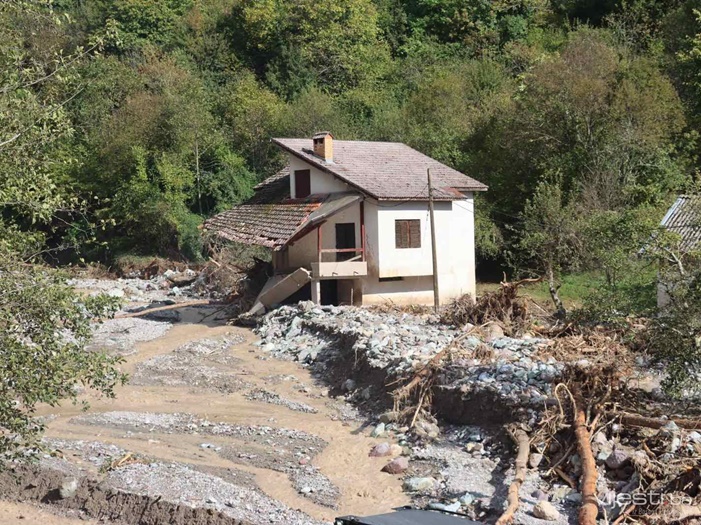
[477, 272, 604, 312]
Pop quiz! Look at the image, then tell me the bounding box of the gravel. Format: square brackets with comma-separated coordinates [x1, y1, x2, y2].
[89, 317, 172, 355]
[244, 388, 319, 414]
[106, 461, 323, 525]
[132, 334, 250, 392]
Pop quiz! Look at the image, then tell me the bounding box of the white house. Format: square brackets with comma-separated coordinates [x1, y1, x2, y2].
[204, 132, 487, 309]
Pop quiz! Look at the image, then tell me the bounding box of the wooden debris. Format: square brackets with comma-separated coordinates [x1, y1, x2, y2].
[607, 411, 701, 430]
[440, 278, 539, 336]
[495, 426, 531, 525]
[114, 299, 215, 319]
[574, 405, 598, 525]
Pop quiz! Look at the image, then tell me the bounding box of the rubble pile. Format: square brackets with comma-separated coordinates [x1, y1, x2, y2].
[69, 267, 206, 302]
[255, 303, 562, 416]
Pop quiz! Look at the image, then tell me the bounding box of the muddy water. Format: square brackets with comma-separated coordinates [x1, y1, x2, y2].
[36, 308, 409, 523]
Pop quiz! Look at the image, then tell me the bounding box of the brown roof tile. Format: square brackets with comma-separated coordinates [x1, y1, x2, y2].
[204, 200, 321, 249]
[245, 167, 290, 204]
[272, 138, 487, 200]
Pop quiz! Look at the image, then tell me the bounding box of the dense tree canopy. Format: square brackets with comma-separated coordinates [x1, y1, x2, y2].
[1, 0, 699, 275]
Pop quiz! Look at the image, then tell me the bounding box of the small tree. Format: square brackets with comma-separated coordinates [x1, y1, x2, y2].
[517, 176, 582, 318]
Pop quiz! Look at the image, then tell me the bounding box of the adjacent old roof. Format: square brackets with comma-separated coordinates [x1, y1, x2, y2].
[245, 167, 290, 205]
[204, 193, 361, 250]
[660, 195, 701, 253]
[272, 138, 487, 201]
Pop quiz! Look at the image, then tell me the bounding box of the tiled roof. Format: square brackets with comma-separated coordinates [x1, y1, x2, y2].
[661, 195, 701, 253]
[204, 199, 322, 249]
[204, 192, 362, 250]
[272, 138, 487, 200]
[245, 167, 290, 204]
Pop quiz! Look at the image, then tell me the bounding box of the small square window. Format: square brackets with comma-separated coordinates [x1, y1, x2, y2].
[395, 219, 421, 249]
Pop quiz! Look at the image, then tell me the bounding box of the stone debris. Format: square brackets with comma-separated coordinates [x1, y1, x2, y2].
[105, 461, 323, 525]
[90, 317, 172, 355]
[255, 303, 562, 420]
[244, 388, 318, 414]
[533, 501, 560, 521]
[132, 334, 250, 392]
[68, 266, 210, 304]
[69, 411, 338, 508]
[43, 438, 128, 470]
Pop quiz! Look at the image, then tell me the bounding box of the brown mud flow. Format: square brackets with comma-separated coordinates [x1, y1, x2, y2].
[3, 305, 408, 524]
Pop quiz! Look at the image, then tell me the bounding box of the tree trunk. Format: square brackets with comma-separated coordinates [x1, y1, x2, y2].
[547, 265, 566, 319]
[574, 406, 598, 525]
[495, 427, 530, 525]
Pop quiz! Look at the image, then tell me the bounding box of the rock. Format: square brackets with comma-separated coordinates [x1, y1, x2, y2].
[593, 431, 609, 446]
[379, 411, 398, 424]
[300, 487, 313, 494]
[371, 423, 386, 438]
[565, 491, 582, 504]
[670, 436, 681, 453]
[382, 457, 409, 474]
[428, 501, 461, 513]
[533, 501, 560, 521]
[206, 497, 218, 504]
[484, 322, 505, 341]
[298, 458, 309, 465]
[531, 489, 548, 501]
[342, 379, 356, 392]
[459, 493, 475, 506]
[414, 420, 440, 438]
[659, 421, 680, 438]
[106, 288, 125, 299]
[59, 478, 78, 499]
[389, 444, 403, 456]
[529, 452, 544, 468]
[689, 431, 701, 444]
[403, 477, 435, 492]
[605, 449, 630, 470]
[369, 443, 392, 457]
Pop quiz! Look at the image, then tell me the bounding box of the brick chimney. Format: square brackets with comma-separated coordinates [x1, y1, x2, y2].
[312, 131, 333, 163]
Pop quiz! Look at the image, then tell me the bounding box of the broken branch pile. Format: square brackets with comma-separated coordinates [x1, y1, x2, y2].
[439, 279, 538, 336]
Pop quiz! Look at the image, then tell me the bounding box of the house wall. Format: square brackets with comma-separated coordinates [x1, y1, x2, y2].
[289, 156, 350, 197]
[362, 195, 476, 305]
[285, 202, 362, 269]
[283, 152, 477, 306]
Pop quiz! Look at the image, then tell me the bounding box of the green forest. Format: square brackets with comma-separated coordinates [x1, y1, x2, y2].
[3, 0, 701, 304]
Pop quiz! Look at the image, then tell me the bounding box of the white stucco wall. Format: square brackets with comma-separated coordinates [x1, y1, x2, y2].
[363, 195, 476, 305]
[285, 203, 362, 269]
[289, 156, 350, 197]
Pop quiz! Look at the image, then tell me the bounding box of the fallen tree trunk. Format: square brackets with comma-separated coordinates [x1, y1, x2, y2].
[495, 427, 530, 525]
[114, 300, 215, 319]
[607, 411, 701, 430]
[574, 406, 598, 525]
